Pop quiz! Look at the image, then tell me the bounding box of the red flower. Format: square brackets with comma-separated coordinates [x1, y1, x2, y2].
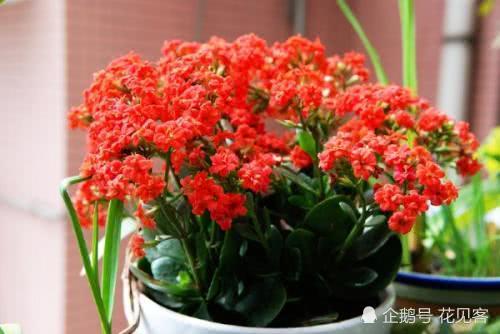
[388, 210, 416, 234]
[209, 193, 247, 230]
[238, 157, 274, 193]
[417, 108, 448, 132]
[350, 146, 377, 180]
[423, 181, 458, 206]
[210, 147, 240, 177]
[130, 234, 145, 258]
[181, 172, 223, 215]
[416, 161, 445, 188]
[456, 156, 481, 177]
[374, 184, 403, 212]
[402, 191, 428, 216]
[135, 203, 156, 229]
[290, 146, 313, 169]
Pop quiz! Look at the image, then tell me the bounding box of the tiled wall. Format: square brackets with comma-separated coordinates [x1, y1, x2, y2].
[0, 1, 67, 333]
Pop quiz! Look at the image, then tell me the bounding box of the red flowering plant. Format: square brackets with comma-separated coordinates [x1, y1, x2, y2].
[61, 34, 479, 331]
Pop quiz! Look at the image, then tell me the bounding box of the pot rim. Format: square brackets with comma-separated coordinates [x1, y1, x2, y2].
[396, 271, 500, 290]
[131, 285, 395, 333]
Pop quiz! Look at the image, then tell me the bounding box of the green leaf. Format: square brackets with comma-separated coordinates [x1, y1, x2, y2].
[348, 234, 402, 298]
[80, 217, 137, 276]
[234, 279, 287, 327]
[348, 222, 392, 261]
[285, 228, 316, 271]
[192, 301, 212, 321]
[266, 225, 283, 267]
[336, 0, 389, 84]
[283, 247, 302, 281]
[275, 167, 319, 196]
[219, 230, 241, 273]
[0, 325, 21, 334]
[146, 238, 185, 263]
[303, 196, 355, 246]
[101, 199, 124, 323]
[233, 223, 260, 243]
[60, 176, 110, 334]
[337, 267, 378, 288]
[297, 130, 317, 160]
[339, 201, 358, 224]
[151, 257, 186, 284]
[130, 264, 200, 298]
[288, 195, 314, 209]
[300, 313, 339, 326]
[399, 0, 418, 92]
[206, 268, 221, 300]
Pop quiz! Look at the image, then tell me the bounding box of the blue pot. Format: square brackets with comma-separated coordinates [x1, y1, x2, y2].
[395, 271, 500, 316]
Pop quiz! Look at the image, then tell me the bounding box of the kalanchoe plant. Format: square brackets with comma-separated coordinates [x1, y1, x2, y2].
[62, 34, 480, 332]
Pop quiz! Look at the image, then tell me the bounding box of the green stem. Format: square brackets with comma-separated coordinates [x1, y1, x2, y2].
[60, 176, 111, 334]
[337, 0, 389, 84]
[181, 239, 204, 292]
[336, 183, 367, 263]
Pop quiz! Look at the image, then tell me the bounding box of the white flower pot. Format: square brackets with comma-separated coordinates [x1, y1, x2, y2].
[124, 283, 395, 334]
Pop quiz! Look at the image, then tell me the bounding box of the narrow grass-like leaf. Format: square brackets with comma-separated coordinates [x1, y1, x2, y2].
[336, 0, 389, 84]
[92, 202, 100, 282]
[60, 176, 110, 334]
[399, 0, 418, 92]
[80, 218, 136, 276]
[101, 199, 124, 324]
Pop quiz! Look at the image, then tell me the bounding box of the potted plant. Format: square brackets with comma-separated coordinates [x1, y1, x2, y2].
[60, 25, 479, 334]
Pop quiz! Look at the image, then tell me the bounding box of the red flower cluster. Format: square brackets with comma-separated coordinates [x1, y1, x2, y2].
[68, 34, 479, 254]
[319, 84, 480, 233]
[181, 172, 247, 230]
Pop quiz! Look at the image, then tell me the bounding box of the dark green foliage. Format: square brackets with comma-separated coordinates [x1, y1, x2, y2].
[132, 182, 402, 327]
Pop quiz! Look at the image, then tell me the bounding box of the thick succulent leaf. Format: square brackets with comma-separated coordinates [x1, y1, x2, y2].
[151, 257, 186, 283]
[219, 230, 241, 273]
[266, 225, 284, 267]
[146, 238, 185, 264]
[336, 267, 378, 288]
[303, 196, 355, 246]
[234, 279, 287, 327]
[233, 223, 260, 243]
[333, 234, 402, 298]
[192, 301, 212, 321]
[283, 247, 302, 281]
[285, 228, 316, 271]
[297, 129, 317, 159]
[288, 194, 314, 209]
[300, 312, 339, 326]
[130, 264, 200, 298]
[348, 222, 393, 261]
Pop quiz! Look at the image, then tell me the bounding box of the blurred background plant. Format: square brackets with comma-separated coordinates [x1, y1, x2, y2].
[422, 127, 500, 277]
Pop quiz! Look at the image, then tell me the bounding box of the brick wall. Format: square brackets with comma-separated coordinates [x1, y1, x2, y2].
[0, 1, 497, 334]
[470, 2, 500, 139]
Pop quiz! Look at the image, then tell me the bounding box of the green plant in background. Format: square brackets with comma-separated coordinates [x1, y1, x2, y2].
[0, 324, 21, 334]
[391, 316, 500, 334]
[339, 0, 500, 278]
[424, 128, 500, 277]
